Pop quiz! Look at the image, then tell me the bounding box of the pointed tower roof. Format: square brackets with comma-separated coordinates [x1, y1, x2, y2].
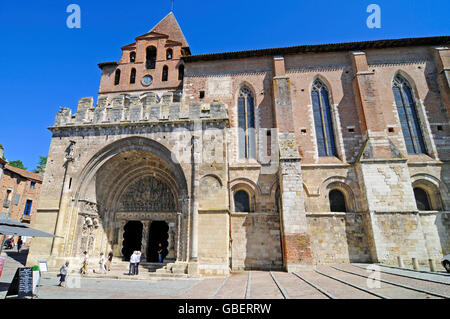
[149, 12, 189, 48]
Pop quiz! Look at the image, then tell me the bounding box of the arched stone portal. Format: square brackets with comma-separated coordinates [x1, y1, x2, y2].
[69, 137, 190, 265]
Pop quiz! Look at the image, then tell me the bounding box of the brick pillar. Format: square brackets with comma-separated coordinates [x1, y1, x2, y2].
[350, 51, 429, 264]
[433, 47, 450, 114]
[272, 57, 313, 271]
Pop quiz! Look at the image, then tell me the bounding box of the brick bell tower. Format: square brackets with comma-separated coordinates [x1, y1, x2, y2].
[97, 12, 190, 97]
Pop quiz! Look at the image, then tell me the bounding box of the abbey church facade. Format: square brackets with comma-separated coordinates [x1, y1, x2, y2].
[28, 13, 450, 275]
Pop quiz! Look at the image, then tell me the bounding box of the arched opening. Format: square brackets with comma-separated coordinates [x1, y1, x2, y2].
[162, 65, 168, 82]
[114, 69, 121, 85]
[393, 74, 427, 154]
[122, 221, 143, 261]
[166, 48, 173, 60]
[414, 187, 431, 211]
[71, 137, 189, 263]
[238, 86, 256, 159]
[311, 78, 337, 157]
[130, 68, 136, 84]
[130, 52, 136, 63]
[146, 46, 157, 69]
[234, 190, 250, 212]
[329, 189, 347, 212]
[147, 221, 169, 262]
[178, 65, 184, 80]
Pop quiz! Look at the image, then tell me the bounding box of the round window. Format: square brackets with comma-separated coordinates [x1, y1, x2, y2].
[142, 75, 153, 85]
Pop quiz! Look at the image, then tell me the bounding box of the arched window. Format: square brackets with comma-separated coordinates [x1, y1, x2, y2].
[130, 52, 136, 63]
[329, 189, 347, 212]
[146, 46, 157, 69]
[178, 65, 184, 80]
[311, 79, 337, 157]
[393, 75, 427, 154]
[238, 87, 256, 159]
[234, 190, 250, 212]
[130, 68, 136, 84]
[162, 65, 168, 82]
[166, 49, 173, 60]
[414, 187, 431, 211]
[114, 69, 121, 85]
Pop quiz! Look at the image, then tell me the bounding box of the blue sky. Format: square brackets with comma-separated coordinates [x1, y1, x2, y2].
[0, 0, 448, 170]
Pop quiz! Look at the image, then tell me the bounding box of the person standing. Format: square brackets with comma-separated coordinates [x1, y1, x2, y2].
[134, 251, 141, 276]
[157, 243, 164, 263]
[98, 253, 106, 274]
[106, 251, 113, 271]
[81, 251, 89, 275]
[58, 261, 70, 287]
[17, 237, 23, 252]
[129, 251, 137, 275]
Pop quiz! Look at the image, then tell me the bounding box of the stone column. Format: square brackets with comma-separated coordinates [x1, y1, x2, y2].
[141, 221, 150, 260]
[432, 47, 450, 114]
[167, 222, 176, 260]
[117, 220, 126, 257]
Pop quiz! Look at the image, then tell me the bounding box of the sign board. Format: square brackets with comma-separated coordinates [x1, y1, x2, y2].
[38, 261, 48, 272]
[0, 256, 6, 277]
[5, 267, 33, 298]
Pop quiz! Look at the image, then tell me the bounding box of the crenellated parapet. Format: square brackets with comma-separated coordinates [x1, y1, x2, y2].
[53, 92, 229, 127]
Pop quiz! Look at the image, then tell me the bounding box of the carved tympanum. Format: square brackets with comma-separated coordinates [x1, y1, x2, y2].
[118, 176, 175, 212]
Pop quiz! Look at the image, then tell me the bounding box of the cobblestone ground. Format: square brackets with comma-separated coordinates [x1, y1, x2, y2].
[1, 249, 449, 299]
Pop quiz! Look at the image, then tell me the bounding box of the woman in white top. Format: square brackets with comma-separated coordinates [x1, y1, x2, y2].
[98, 253, 106, 273]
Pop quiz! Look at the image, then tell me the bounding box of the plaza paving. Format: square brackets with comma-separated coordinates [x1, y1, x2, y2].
[1, 248, 449, 299]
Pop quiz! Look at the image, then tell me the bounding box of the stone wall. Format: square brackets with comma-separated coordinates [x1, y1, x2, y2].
[307, 212, 371, 264]
[197, 211, 229, 276]
[230, 213, 283, 271]
[419, 212, 450, 260]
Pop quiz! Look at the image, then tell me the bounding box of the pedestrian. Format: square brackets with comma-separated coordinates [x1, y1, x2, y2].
[106, 251, 113, 271]
[134, 250, 141, 275]
[129, 251, 137, 275]
[58, 261, 70, 287]
[17, 236, 23, 252]
[157, 243, 164, 263]
[81, 251, 89, 275]
[97, 252, 106, 274]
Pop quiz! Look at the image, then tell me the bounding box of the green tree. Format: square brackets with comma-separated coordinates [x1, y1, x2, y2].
[0, 144, 4, 160]
[8, 160, 27, 170]
[34, 156, 47, 174]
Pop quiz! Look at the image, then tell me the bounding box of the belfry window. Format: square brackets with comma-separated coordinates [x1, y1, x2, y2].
[234, 190, 250, 212]
[311, 79, 337, 157]
[162, 65, 168, 82]
[146, 46, 157, 69]
[166, 49, 173, 60]
[238, 87, 256, 159]
[130, 68, 136, 84]
[413, 187, 431, 211]
[178, 65, 184, 80]
[393, 75, 427, 154]
[114, 69, 121, 85]
[130, 52, 136, 63]
[329, 189, 347, 212]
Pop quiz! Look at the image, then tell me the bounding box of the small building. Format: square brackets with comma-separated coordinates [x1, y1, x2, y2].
[0, 163, 43, 227]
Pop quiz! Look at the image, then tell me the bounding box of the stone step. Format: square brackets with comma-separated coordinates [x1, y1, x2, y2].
[82, 271, 189, 280]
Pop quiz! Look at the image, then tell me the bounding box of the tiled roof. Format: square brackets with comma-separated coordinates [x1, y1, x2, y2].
[5, 164, 43, 182]
[183, 36, 450, 62]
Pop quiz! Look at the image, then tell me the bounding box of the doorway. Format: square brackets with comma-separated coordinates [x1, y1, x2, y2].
[147, 221, 169, 262]
[122, 221, 143, 261]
